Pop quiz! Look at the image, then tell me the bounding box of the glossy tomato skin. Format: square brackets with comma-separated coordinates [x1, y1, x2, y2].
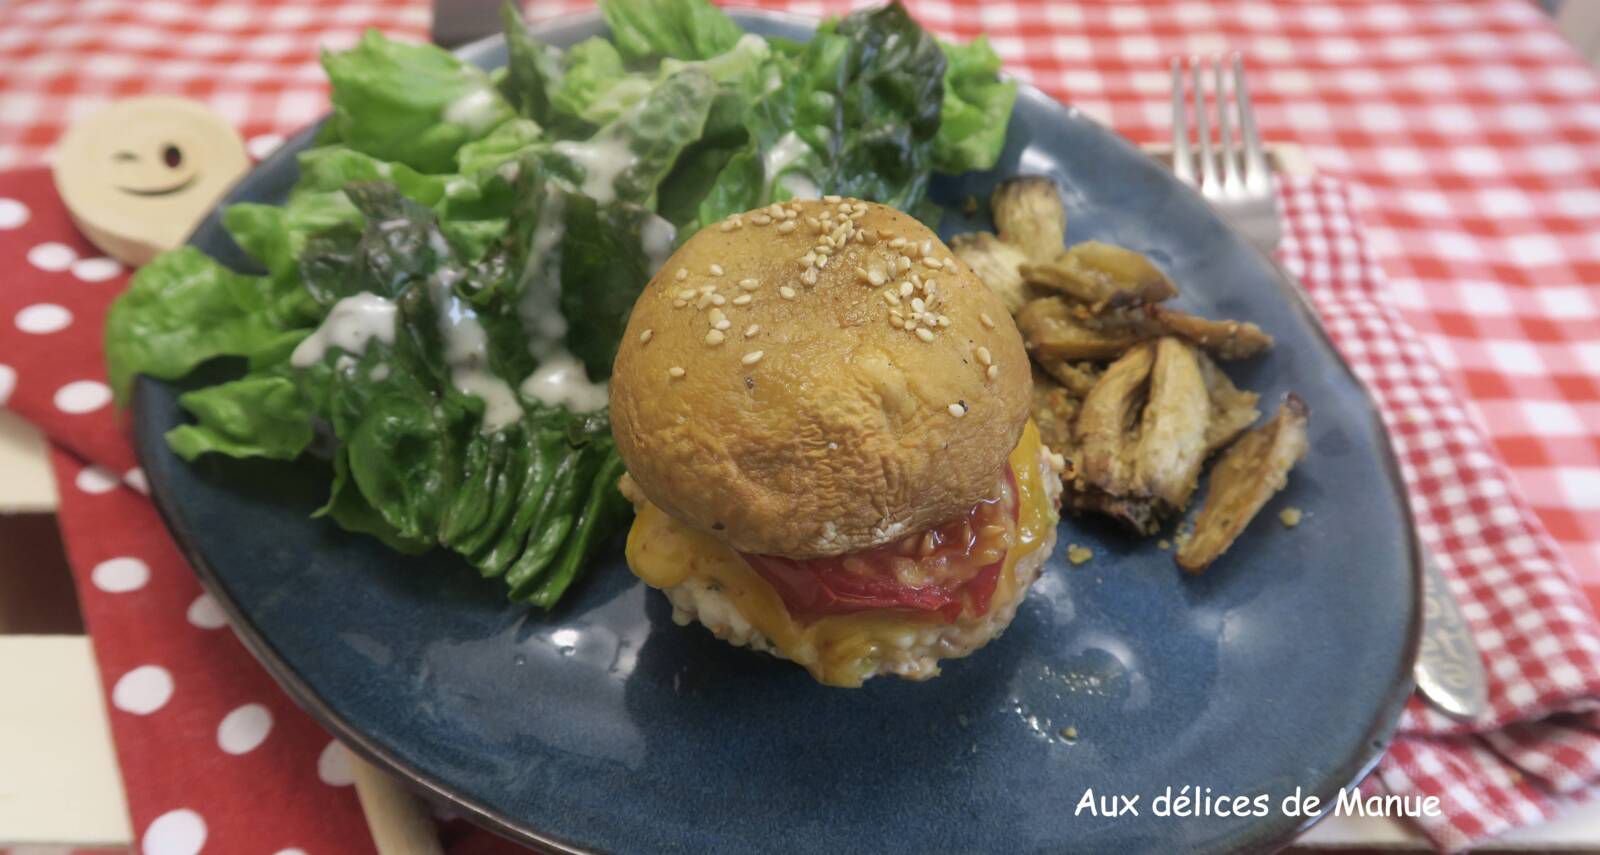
[742, 467, 1019, 624]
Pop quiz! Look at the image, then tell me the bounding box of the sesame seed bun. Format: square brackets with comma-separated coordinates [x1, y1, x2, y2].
[609, 198, 1031, 558]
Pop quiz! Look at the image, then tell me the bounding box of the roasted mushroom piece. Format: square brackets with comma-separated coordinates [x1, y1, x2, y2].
[1131, 338, 1210, 511]
[1197, 350, 1261, 454]
[1151, 306, 1274, 360]
[1022, 241, 1179, 311]
[1016, 297, 1152, 361]
[1177, 394, 1311, 573]
[991, 176, 1067, 264]
[1074, 342, 1155, 497]
[950, 232, 1034, 314]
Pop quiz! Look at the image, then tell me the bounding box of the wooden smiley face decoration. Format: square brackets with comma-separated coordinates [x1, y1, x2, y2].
[53, 96, 251, 266]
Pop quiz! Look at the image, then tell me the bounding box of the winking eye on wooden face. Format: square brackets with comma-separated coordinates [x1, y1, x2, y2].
[52, 96, 250, 266]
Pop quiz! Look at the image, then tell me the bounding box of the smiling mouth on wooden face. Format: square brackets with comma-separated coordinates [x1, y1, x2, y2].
[114, 174, 200, 197]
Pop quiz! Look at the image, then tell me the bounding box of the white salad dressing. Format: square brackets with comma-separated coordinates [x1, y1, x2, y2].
[511, 186, 611, 413]
[290, 293, 398, 368]
[427, 269, 524, 432]
[762, 131, 819, 200]
[443, 86, 501, 135]
[552, 136, 637, 205]
[640, 215, 676, 276]
[519, 351, 609, 413]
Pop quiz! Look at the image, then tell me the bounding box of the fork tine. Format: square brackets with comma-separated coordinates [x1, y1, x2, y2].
[1233, 54, 1269, 192]
[1191, 57, 1219, 196]
[1170, 57, 1193, 185]
[1214, 56, 1243, 194]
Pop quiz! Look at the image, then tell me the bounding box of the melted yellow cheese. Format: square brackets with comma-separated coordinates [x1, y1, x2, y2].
[626, 421, 1054, 687]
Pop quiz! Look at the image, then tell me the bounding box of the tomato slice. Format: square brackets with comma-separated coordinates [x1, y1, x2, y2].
[742, 466, 1020, 624]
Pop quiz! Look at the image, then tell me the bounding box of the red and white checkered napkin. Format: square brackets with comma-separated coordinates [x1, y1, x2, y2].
[1278, 174, 1600, 851]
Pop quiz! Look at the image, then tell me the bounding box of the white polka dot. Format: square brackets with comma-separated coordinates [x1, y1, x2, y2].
[0, 197, 29, 229]
[112, 665, 173, 715]
[15, 303, 72, 334]
[92, 556, 150, 592]
[125, 466, 149, 494]
[53, 379, 111, 414]
[76, 465, 120, 494]
[318, 740, 354, 786]
[0, 364, 14, 406]
[27, 242, 77, 272]
[72, 257, 123, 282]
[217, 703, 273, 754]
[247, 133, 286, 160]
[187, 593, 227, 629]
[142, 808, 206, 855]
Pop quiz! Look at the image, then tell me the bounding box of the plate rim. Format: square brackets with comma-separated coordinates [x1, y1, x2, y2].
[131, 8, 1423, 853]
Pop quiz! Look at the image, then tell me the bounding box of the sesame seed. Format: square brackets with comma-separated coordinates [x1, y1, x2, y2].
[888, 316, 904, 329]
[890, 237, 907, 248]
[744, 324, 760, 338]
[936, 315, 951, 327]
[868, 269, 886, 286]
[824, 194, 842, 203]
[732, 294, 753, 306]
[669, 366, 686, 378]
[709, 308, 726, 325]
[924, 279, 937, 295]
[922, 257, 943, 269]
[898, 256, 912, 272]
[911, 297, 926, 313]
[920, 239, 933, 257]
[640, 329, 654, 343]
[802, 269, 819, 286]
[948, 402, 966, 418]
[752, 215, 772, 226]
[705, 329, 725, 345]
[855, 266, 871, 283]
[987, 364, 999, 381]
[710, 294, 726, 306]
[883, 291, 901, 305]
[719, 221, 735, 232]
[673, 299, 688, 308]
[777, 220, 797, 234]
[710, 264, 725, 277]
[916, 327, 935, 342]
[899, 282, 914, 297]
[980, 312, 996, 329]
[779, 285, 797, 300]
[806, 217, 820, 229]
[815, 255, 828, 270]
[742, 350, 764, 365]
[767, 203, 785, 219]
[739, 278, 760, 291]
[678, 288, 697, 300]
[802, 252, 818, 267]
[716, 319, 732, 331]
[699, 283, 716, 294]
[675, 268, 688, 281]
[976, 346, 992, 365]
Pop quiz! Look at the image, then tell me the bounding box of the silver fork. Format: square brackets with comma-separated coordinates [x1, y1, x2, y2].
[1170, 54, 1280, 254]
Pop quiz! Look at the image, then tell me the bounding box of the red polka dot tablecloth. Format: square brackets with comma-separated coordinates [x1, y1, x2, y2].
[4, 1, 1600, 852]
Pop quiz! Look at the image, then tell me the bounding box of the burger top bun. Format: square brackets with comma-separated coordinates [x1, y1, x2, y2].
[609, 197, 1031, 558]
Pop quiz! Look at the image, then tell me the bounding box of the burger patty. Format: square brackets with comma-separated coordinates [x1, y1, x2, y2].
[660, 446, 1063, 683]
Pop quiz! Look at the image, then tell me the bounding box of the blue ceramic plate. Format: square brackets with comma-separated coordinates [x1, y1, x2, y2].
[133, 10, 1420, 854]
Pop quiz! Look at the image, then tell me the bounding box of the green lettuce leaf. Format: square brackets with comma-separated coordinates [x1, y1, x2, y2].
[104, 248, 309, 403]
[599, 0, 744, 62]
[933, 36, 1017, 173]
[165, 374, 314, 461]
[323, 30, 515, 173]
[499, 1, 564, 125]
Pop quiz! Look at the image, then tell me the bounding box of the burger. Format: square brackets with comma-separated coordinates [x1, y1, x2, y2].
[609, 197, 1062, 687]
